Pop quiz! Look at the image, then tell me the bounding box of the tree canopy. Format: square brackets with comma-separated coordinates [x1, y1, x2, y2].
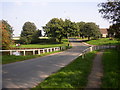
[81, 22, 101, 40]
[98, 0, 120, 38]
[20, 21, 38, 44]
[43, 18, 65, 43]
[0, 20, 13, 50]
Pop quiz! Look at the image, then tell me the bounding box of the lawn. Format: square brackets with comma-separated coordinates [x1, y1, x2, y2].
[32, 51, 96, 89]
[12, 39, 69, 48]
[2, 51, 61, 64]
[86, 38, 120, 45]
[101, 49, 120, 88]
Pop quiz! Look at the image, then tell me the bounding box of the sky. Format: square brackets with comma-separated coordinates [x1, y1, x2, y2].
[0, 0, 110, 36]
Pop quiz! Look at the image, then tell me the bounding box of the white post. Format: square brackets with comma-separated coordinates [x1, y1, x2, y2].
[50, 48, 52, 52]
[33, 50, 35, 55]
[43, 49, 45, 53]
[38, 50, 40, 55]
[90, 47, 92, 52]
[47, 49, 49, 53]
[23, 51, 25, 56]
[54, 48, 56, 51]
[10, 51, 12, 55]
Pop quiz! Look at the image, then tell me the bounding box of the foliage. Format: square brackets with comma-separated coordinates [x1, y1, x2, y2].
[20, 21, 38, 44]
[101, 49, 120, 88]
[64, 19, 79, 37]
[31, 29, 42, 43]
[81, 22, 101, 40]
[33, 51, 96, 88]
[0, 20, 13, 50]
[86, 38, 120, 45]
[43, 18, 66, 43]
[98, 0, 120, 38]
[76, 22, 86, 38]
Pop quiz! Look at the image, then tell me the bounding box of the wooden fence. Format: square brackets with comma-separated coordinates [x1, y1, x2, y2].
[79, 45, 116, 58]
[0, 46, 67, 56]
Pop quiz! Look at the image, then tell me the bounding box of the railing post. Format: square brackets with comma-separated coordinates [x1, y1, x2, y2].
[38, 50, 40, 55]
[10, 51, 12, 55]
[50, 48, 52, 52]
[23, 50, 25, 56]
[47, 49, 49, 52]
[43, 49, 45, 53]
[54, 48, 56, 51]
[33, 50, 35, 55]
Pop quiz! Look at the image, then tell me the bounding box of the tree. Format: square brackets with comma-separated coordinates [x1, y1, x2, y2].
[31, 29, 42, 43]
[43, 18, 65, 43]
[0, 20, 13, 50]
[76, 22, 86, 38]
[81, 22, 101, 40]
[98, 0, 120, 38]
[20, 21, 37, 44]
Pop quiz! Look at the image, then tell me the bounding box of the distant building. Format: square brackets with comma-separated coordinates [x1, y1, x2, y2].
[100, 28, 108, 38]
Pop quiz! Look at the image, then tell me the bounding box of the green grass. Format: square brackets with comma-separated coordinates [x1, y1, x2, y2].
[86, 38, 120, 45]
[32, 51, 97, 89]
[12, 39, 69, 48]
[101, 49, 120, 88]
[2, 51, 61, 64]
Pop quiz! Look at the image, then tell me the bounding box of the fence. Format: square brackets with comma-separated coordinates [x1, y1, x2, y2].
[79, 45, 116, 58]
[0, 46, 67, 56]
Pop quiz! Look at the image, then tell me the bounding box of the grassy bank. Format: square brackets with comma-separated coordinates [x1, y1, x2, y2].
[2, 51, 61, 64]
[12, 39, 69, 48]
[101, 49, 120, 88]
[86, 38, 119, 45]
[33, 51, 96, 89]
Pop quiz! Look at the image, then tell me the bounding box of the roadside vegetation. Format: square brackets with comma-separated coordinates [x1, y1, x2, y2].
[2, 51, 61, 64]
[86, 38, 120, 45]
[101, 49, 120, 88]
[32, 51, 96, 88]
[12, 39, 69, 48]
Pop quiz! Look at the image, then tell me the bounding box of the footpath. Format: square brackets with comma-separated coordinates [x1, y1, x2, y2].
[86, 51, 104, 88]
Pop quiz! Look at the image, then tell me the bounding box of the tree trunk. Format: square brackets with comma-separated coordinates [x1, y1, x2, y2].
[88, 36, 90, 40]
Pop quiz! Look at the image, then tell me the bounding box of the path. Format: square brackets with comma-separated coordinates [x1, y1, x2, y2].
[2, 38, 89, 88]
[86, 51, 104, 88]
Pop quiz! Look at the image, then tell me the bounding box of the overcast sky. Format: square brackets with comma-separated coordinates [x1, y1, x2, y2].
[0, 0, 110, 36]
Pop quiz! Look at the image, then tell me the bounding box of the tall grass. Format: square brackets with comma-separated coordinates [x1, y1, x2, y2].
[101, 49, 120, 88]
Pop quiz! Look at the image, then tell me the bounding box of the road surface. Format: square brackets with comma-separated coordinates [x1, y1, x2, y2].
[2, 38, 89, 88]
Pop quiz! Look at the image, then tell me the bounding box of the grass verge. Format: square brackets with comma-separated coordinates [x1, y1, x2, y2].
[2, 51, 61, 64]
[2, 46, 72, 64]
[101, 49, 120, 88]
[86, 38, 120, 45]
[32, 51, 97, 89]
[12, 39, 69, 48]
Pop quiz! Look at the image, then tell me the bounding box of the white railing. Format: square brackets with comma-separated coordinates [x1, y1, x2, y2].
[0, 46, 67, 56]
[79, 45, 116, 58]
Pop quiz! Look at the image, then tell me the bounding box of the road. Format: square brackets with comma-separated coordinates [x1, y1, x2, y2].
[2, 38, 89, 88]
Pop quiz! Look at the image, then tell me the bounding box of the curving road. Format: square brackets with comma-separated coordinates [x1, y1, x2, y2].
[2, 38, 89, 88]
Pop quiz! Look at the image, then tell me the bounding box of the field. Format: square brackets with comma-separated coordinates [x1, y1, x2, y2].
[101, 49, 120, 88]
[33, 51, 96, 88]
[86, 38, 120, 45]
[12, 39, 69, 48]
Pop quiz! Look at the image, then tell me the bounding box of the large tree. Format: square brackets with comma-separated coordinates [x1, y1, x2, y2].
[43, 18, 65, 43]
[20, 21, 37, 44]
[0, 20, 13, 50]
[81, 22, 101, 40]
[76, 22, 86, 38]
[98, 0, 120, 38]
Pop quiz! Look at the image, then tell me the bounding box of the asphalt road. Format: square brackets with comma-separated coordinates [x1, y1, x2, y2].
[2, 38, 89, 88]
